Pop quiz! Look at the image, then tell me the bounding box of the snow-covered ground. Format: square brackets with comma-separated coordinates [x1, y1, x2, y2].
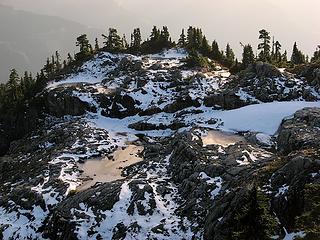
[1, 48, 318, 240]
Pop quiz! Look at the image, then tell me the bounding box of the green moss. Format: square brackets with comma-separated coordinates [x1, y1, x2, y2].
[231, 188, 278, 240]
[295, 184, 320, 239]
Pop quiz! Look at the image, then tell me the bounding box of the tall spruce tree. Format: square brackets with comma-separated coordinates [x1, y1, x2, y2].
[258, 29, 271, 62]
[160, 26, 172, 49]
[200, 36, 211, 56]
[130, 28, 142, 53]
[225, 43, 235, 66]
[7, 69, 20, 102]
[291, 42, 305, 65]
[211, 40, 223, 61]
[242, 44, 255, 68]
[274, 41, 282, 62]
[311, 45, 320, 63]
[55, 51, 61, 71]
[94, 38, 100, 52]
[102, 28, 123, 52]
[75, 34, 92, 60]
[178, 29, 186, 48]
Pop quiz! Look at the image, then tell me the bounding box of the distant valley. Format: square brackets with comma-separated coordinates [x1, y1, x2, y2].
[0, 4, 100, 82]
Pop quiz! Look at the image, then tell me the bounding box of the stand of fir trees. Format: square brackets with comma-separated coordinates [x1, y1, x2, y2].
[1, 25, 319, 117]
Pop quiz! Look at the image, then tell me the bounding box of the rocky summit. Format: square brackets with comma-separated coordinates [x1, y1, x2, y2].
[0, 49, 320, 240]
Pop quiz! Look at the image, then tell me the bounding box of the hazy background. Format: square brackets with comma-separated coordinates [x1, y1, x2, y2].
[0, 0, 319, 82]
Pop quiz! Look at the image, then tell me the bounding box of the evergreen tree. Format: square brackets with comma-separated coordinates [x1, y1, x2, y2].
[186, 49, 209, 68]
[258, 29, 271, 62]
[141, 26, 173, 53]
[67, 53, 73, 65]
[200, 36, 211, 56]
[7, 69, 20, 102]
[242, 44, 255, 68]
[44, 57, 54, 77]
[178, 29, 186, 48]
[274, 41, 282, 62]
[186, 26, 195, 49]
[102, 28, 124, 52]
[130, 28, 142, 53]
[21, 71, 35, 98]
[291, 42, 305, 65]
[150, 26, 161, 42]
[211, 40, 223, 61]
[282, 50, 288, 63]
[75, 34, 92, 60]
[226, 43, 235, 62]
[55, 51, 61, 71]
[122, 34, 129, 50]
[225, 43, 235, 66]
[311, 45, 320, 63]
[94, 38, 100, 52]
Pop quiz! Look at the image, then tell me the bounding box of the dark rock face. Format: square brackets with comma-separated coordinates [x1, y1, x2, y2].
[271, 108, 320, 237]
[277, 107, 320, 153]
[1, 49, 320, 239]
[0, 97, 44, 156]
[204, 91, 248, 109]
[44, 89, 93, 117]
[209, 63, 320, 109]
[44, 182, 123, 240]
[107, 93, 140, 119]
[163, 95, 200, 113]
[118, 56, 143, 72]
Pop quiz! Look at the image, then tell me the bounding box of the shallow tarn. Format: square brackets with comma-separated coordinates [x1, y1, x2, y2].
[78, 144, 144, 191]
[201, 130, 245, 147]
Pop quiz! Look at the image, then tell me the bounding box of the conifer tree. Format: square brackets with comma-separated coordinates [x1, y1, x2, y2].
[242, 44, 255, 68]
[291, 42, 305, 65]
[186, 26, 195, 49]
[75, 34, 92, 60]
[282, 50, 288, 63]
[225, 43, 235, 66]
[258, 29, 271, 62]
[102, 28, 123, 52]
[178, 29, 186, 48]
[200, 36, 211, 56]
[44, 58, 54, 77]
[94, 38, 100, 52]
[211, 40, 223, 61]
[122, 34, 129, 50]
[7, 69, 20, 102]
[55, 51, 61, 71]
[130, 28, 142, 53]
[311, 45, 320, 63]
[274, 41, 282, 62]
[159, 26, 172, 49]
[67, 53, 73, 65]
[150, 26, 161, 42]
